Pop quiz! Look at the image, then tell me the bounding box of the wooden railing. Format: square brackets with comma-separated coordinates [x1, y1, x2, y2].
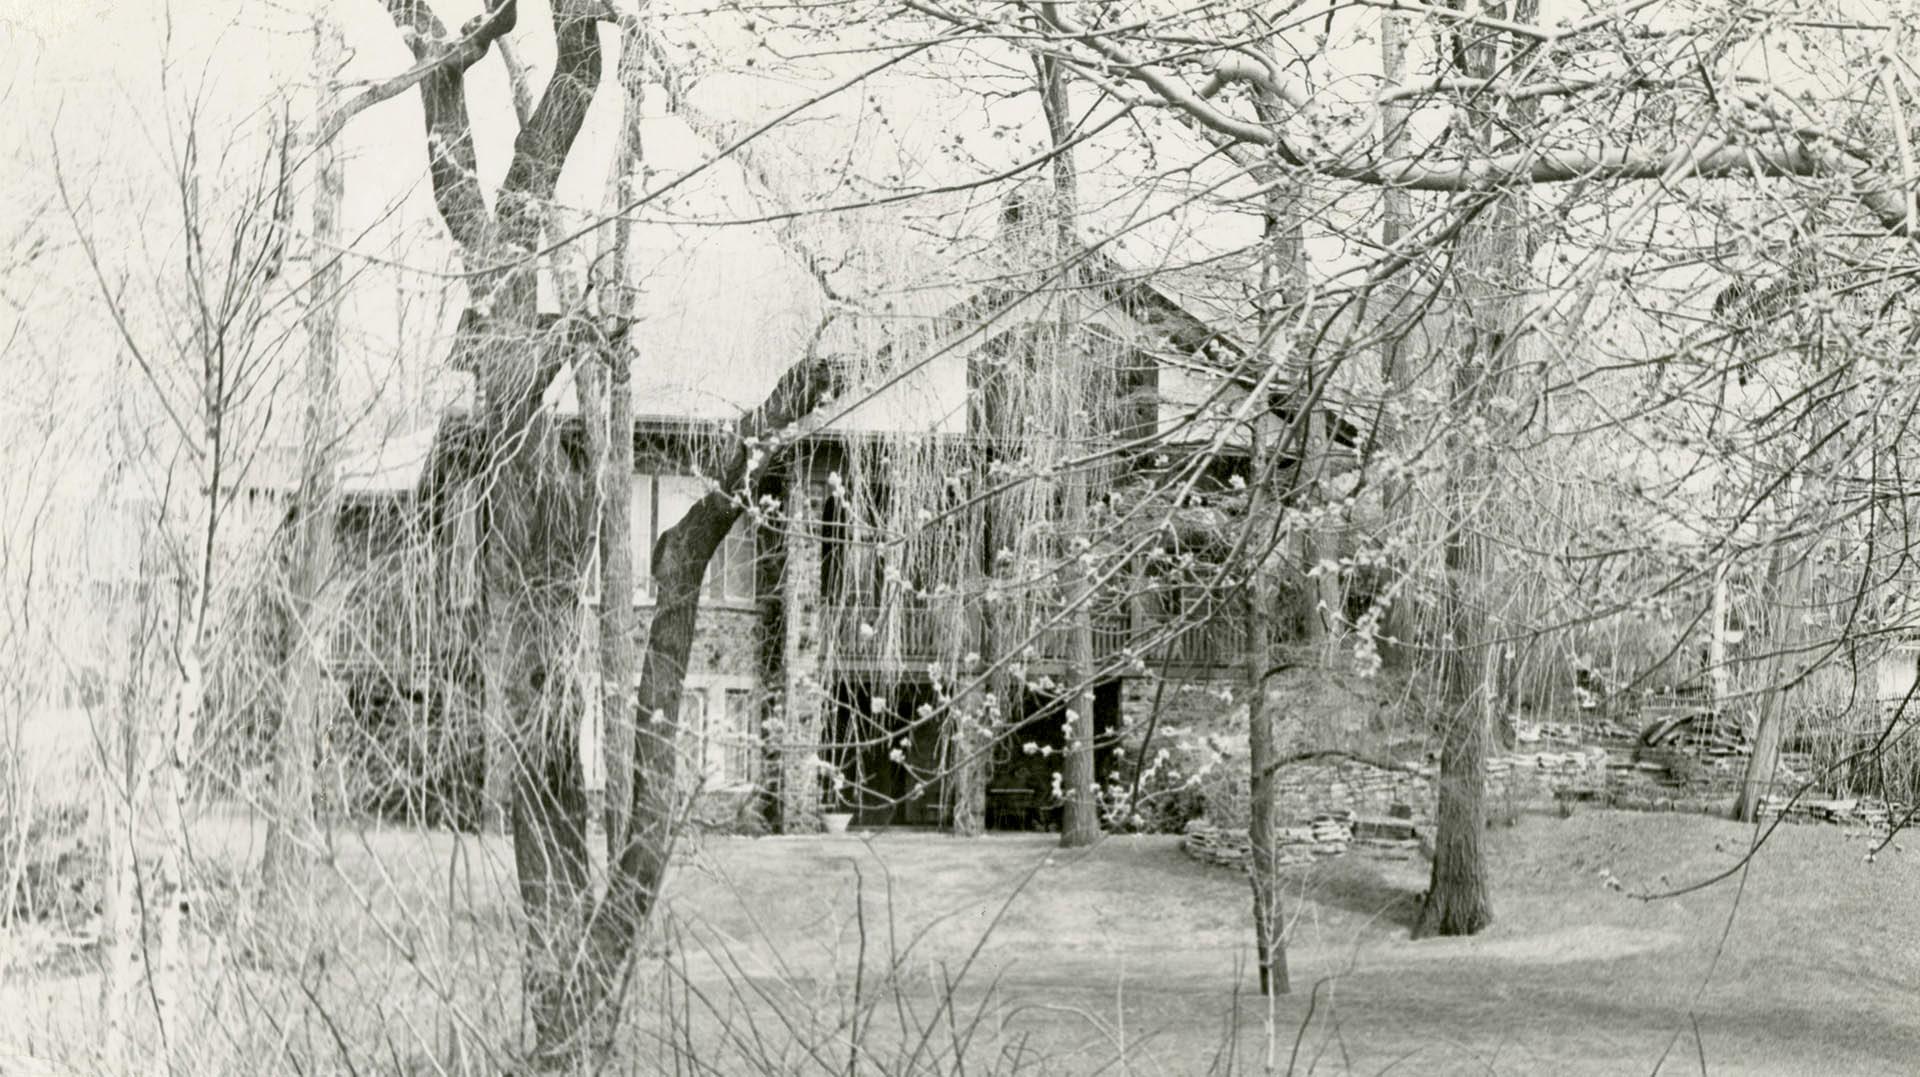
[825, 595, 1242, 672]
[327, 568, 441, 687]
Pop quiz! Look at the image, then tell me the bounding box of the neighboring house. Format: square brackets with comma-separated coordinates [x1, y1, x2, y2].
[312, 237, 1364, 834]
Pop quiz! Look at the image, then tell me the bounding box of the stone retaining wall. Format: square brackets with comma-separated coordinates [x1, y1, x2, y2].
[1183, 811, 1425, 870]
[1183, 744, 1900, 871]
[1268, 748, 1612, 827]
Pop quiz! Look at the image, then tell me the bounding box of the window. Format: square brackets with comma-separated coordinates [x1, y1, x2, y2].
[719, 689, 762, 786]
[629, 478, 653, 596]
[717, 524, 755, 602]
[623, 473, 756, 605]
[655, 475, 704, 583]
[675, 685, 762, 790]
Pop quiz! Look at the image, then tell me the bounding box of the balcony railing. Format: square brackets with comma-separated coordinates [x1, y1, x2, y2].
[825, 595, 1243, 672]
[327, 568, 441, 687]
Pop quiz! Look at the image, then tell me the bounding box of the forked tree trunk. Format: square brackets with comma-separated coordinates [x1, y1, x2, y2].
[370, 4, 842, 1064]
[553, 489, 758, 1060]
[517, 361, 837, 1067]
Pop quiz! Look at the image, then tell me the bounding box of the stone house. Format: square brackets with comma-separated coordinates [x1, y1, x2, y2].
[315, 243, 1363, 833]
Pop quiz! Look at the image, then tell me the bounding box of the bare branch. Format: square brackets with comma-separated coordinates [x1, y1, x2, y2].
[322, 0, 519, 145]
[496, 37, 537, 127]
[497, 0, 608, 251]
[378, 0, 513, 256]
[909, 1, 1917, 236]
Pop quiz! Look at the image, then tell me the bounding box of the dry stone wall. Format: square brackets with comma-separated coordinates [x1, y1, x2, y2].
[1182, 732, 1898, 871]
[1183, 749, 1609, 869]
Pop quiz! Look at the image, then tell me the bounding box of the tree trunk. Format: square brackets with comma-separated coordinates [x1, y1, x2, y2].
[1373, 10, 1420, 670]
[594, 17, 647, 852]
[480, 590, 517, 832]
[149, 645, 203, 1065]
[1060, 484, 1102, 848]
[1239, 86, 1305, 988]
[1414, 510, 1495, 937]
[97, 644, 141, 1067]
[945, 704, 989, 835]
[1244, 437, 1289, 994]
[367, 4, 842, 1064]
[1413, 293, 1503, 935]
[944, 589, 988, 836]
[262, 6, 344, 905]
[521, 359, 840, 1066]
[778, 483, 827, 834]
[1033, 9, 1101, 848]
[595, 353, 637, 852]
[1415, 0, 1536, 939]
[557, 491, 749, 1062]
[1736, 504, 1809, 822]
[1708, 561, 1730, 715]
[482, 434, 600, 1068]
[1296, 430, 1339, 651]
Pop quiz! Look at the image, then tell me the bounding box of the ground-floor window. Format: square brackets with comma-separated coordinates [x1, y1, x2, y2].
[677, 681, 763, 791]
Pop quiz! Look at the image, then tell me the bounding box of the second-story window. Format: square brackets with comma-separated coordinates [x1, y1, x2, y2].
[627, 472, 756, 605]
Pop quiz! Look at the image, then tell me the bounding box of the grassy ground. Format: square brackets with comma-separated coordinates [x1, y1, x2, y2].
[5, 809, 1917, 1074]
[651, 813, 1920, 1075]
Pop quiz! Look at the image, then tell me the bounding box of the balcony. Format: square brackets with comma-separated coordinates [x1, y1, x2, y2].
[326, 569, 442, 690]
[823, 593, 1243, 676]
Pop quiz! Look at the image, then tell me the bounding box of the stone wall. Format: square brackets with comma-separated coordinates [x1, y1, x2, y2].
[1264, 748, 1613, 827]
[1183, 811, 1425, 870]
[1182, 748, 1614, 870]
[633, 604, 763, 685]
[1120, 679, 1236, 733]
[1177, 741, 1871, 871]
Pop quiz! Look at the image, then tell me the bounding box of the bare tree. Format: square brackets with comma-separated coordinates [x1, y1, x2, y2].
[363, 2, 846, 1062]
[55, 81, 298, 1063]
[1031, 16, 1102, 850]
[261, 2, 345, 913]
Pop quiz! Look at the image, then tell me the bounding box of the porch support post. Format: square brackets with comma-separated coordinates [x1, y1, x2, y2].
[778, 481, 827, 832]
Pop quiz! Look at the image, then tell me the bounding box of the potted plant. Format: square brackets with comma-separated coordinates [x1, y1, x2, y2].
[816, 755, 854, 833]
[822, 805, 854, 834]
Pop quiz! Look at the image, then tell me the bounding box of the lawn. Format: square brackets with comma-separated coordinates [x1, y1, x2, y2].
[644, 812, 1920, 1075]
[5, 809, 1916, 1075]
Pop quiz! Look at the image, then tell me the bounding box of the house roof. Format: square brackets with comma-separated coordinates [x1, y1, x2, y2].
[322, 6, 1412, 496]
[338, 429, 439, 496]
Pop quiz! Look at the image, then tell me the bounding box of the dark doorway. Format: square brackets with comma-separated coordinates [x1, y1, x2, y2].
[983, 680, 1123, 831]
[825, 680, 948, 827]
